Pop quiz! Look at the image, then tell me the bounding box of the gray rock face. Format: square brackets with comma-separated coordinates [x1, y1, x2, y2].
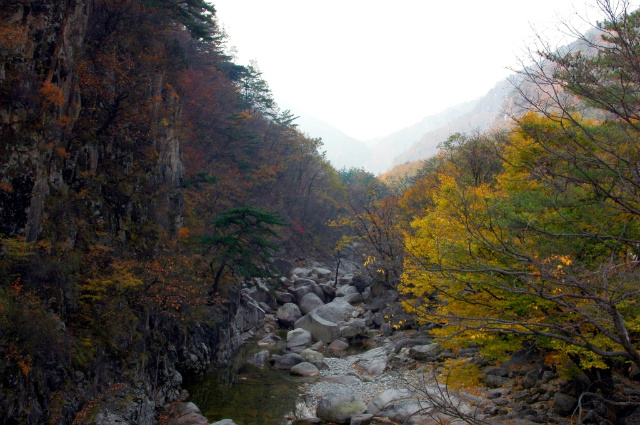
[287, 328, 313, 352]
[348, 347, 388, 376]
[299, 292, 325, 315]
[290, 362, 319, 377]
[85, 386, 155, 425]
[210, 420, 238, 425]
[294, 312, 340, 343]
[316, 386, 366, 424]
[277, 303, 302, 328]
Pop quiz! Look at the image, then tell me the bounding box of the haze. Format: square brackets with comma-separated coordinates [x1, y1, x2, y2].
[212, 0, 609, 141]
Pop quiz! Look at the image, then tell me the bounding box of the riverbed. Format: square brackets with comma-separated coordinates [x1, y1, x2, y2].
[184, 336, 315, 424]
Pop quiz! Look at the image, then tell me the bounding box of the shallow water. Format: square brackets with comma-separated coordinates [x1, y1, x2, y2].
[184, 338, 313, 425]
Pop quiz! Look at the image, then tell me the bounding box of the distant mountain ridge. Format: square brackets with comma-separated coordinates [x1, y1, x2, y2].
[391, 79, 514, 167]
[292, 28, 602, 176]
[293, 113, 373, 170]
[364, 100, 479, 174]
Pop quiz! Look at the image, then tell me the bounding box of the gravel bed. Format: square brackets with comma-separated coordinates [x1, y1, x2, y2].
[299, 356, 412, 413]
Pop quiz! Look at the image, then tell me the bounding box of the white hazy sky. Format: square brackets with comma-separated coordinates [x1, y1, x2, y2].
[211, 1, 629, 141]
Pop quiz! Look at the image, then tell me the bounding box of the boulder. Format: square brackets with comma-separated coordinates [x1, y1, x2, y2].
[294, 312, 340, 343]
[245, 286, 268, 304]
[173, 413, 209, 425]
[295, 283, 326, 303]
[292, 418, 322, 424]
[210, 421, 238, 425]
[257, 333, 281, 347]
[342, 292, 364, 305]
[553, 393, 577, 416]
[336, 285, 359, 298]
[361, 310, 375, 327]
[290, 361, 319, 377]
[316, 386, 366, 424]
[313, 299, 355, 324]
[323, 376, 362, 386]
[291, 267, 311, 279]
[337, 276, 352, 286]
[361, 287, 372, 302]
[408, 343, 443, 361]
[364, 291, 399, 312]
[246, 349, 271, 368]
[339, 319, 367, 339]
[320, 284, 336, 300]
[274, 258, 294, 278]
[300, 349, 328, 370]
[277, 303, 302, 329]
[175, 403, 202, 417]
[294, 278, 317, 289]
[484, 366, 511, 377]
[287, 328, 313, 352]
[481, 374, 510, 388]
[377, 399, 428, 425]
[312, 267, 333, 278]
[350, 414, 374, 425]
[352, 274, 373, 292]
[299, 292, 325, 315]
[271, 353, 304, 370]
[348, 347, 388, 376]
[366, 389, 413, 415]
[301, 348, 324, 363]
[275, 291, 295, 305]
[329, 340, 349, 352]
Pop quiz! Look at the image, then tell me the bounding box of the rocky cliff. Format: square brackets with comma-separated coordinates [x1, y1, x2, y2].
[0, 2, 266, 424]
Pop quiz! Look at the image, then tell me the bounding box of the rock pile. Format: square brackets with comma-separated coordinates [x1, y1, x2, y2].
[175, 260, 640, 425]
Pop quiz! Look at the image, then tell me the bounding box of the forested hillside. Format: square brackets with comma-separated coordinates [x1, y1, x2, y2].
[0, 1, 347, 423]
[1, 0, 640, 424]
[332, 2, 640, 422]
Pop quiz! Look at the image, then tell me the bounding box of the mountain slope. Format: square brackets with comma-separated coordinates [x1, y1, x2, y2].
[294, 113, 372, 170]
[364, 100, 478, 174]
[392, 79, 514, 167]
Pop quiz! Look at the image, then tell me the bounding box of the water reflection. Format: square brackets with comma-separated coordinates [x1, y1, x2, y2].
[184, 339, 312, 425]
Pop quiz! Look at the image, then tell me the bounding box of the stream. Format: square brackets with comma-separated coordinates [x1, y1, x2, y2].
[184, 334, 314, 425]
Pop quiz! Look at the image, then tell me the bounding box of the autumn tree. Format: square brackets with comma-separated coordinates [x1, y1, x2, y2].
[401, 3, 640, 413]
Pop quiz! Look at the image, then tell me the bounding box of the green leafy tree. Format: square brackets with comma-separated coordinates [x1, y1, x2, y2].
[202, 207, 286, 294]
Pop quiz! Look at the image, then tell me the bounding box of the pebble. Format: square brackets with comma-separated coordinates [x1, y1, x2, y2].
[300, 357, 412, 412]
